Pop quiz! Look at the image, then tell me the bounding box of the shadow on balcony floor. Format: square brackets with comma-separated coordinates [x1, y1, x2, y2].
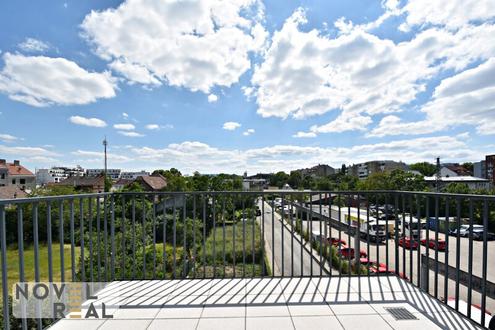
[49, 276, 485, 330]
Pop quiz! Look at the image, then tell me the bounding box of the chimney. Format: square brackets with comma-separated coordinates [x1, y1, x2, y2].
[0, 159, 5, 165]
[14, 160, 20, 166]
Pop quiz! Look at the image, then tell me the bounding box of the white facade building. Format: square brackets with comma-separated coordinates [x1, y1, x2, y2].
[86, 169, 121, 180]
[36, 166, 85, 186]
[120, 171, 150, 180]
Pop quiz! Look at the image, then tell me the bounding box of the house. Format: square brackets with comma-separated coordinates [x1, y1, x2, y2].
[424, 176, 492, 191]
[349, 160, 407, 179]
[0, 159, 36, 191]
[297, 164, 336, 178]
[134, 174, 167, 191]
[112, 178, 134, 191]
[0, 186, 28, 200]
[440, 164, 472, 177]
[52, 175, 105, 193]
[242, 178, 267, 191]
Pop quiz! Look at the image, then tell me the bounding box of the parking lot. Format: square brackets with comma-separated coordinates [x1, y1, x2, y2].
[299, 205, 495, 314]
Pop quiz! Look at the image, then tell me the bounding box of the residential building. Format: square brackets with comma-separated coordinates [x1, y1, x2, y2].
[298, 164, 335, 178]
[134, 174, 167, 191]
[36, 166, 85, 186]
[486, 154, 495, 185]
[112, 178, 134, 191]
[242, 178, 267, 191]
[424, 176, 492, 191]
[86, 168, 121, 180]
[440, 164, 471, 177]
[0, 159, 36, 190]
[120, 170, 150, 180]
[349, 160, 407, 179]
[474, 161, 486, 178]
[52, 175, 105, 193]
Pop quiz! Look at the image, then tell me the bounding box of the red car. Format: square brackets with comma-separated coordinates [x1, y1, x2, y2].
[338, 247, 367, 259]
[360, 258, 409, 280]
[328, 237, 347, 247]
[420, 239, 446, 251]
[398, 237, 419, 249]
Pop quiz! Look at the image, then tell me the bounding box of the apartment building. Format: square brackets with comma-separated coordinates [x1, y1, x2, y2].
[349, 160, 407, 179]
[486, 154, 495, 184]
[0, 159, 36, 190]
[86, 168, 121, 180]
[120, 170, 150, 180]
[473, 161, 486, 178]
[36, 165, 85, 186]
[298, 164, 335, 178]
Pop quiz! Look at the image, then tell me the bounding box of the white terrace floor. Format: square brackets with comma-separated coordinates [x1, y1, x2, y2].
[50, 276, 484, 330]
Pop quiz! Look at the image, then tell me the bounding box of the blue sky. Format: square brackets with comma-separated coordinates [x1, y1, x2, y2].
[0, 0, 494, 174]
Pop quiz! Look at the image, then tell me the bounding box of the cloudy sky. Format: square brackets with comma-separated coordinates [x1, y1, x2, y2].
[0, 0, 494, 174]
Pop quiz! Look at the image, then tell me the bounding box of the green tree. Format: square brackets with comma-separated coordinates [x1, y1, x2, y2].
[288, 171, 302, 189]
[444, 182, 470, 194]
[409, 162, 436, 176]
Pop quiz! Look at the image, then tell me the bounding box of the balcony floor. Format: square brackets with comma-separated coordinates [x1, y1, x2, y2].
[49, 276, 484, 330]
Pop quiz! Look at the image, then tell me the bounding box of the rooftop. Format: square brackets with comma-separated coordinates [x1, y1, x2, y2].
[51, 277, 484, 330]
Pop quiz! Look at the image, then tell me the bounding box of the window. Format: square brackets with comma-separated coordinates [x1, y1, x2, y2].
[20, 179, 26, 184]
[0, 173, 5, 179]
[12, 179, 16, 184]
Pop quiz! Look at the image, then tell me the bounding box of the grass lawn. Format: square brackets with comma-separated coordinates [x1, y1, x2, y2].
[1, 244, 80, 286]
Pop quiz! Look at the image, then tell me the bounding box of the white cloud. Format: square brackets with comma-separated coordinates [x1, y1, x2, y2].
[223, 121, 241, 131]
[400, 0, 495, 31]
[0, 53, 116, 107]
[0, 133, 20, 142]
[208, 93, 218, 103]
[71, 149, 131, 162]
[125, 135, 483, 174]
[0, 144, 59, 157]
[145, 124, 160, 130]
[250, 7, 495, 136]
[293, 131, 316, 138]
[18, 38, 50, 53]
[118, 131, 144, 137]
[81, 0, 266, 93]
[113, 123, 135, 130]
[243, 128, 255, 136]
[69, 115, 107, 128]
[122, 112, 129, 119]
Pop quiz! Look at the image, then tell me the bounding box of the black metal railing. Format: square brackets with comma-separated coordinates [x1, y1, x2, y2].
[0, 190, 494, 329]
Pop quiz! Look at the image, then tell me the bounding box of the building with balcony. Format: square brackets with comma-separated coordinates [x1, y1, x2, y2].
[120, 170, 150, 180]
[36, 165, 85, 186]
[349, 160, 407, 179]
[86, 168, 121, 180]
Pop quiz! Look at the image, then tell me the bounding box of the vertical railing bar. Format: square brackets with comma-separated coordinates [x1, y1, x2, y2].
[271, 196, 275, 278]
[162, 198, 167, 279]
[192, 195, 196, 279]
[222, 196, 226, 277]
[251, 194, 255, 277]
[233, 194, 236, 278]
[152, 195, 157, 280]
[96, 196, 101, 282]
[261, 194, 265, 277]
[425, 196, 430, 293]
[182, 194, 187, 278]
[111, 194, 116, 280]
[400, 194, 405, 277]
[173, 196, 177, 279]
[300, 193, 304, 276]
[131, 196, 136, 279]
[142, 194, 146, 279]
[467, 199, 474, 319]
[212, 195, 217, 278]
[480, 198, 489, 326]
[319, 193, 323, 277]
[408, 194, 413, 283]
[202, 195, 206, 278]
[89, 197, 94, 282]
[385, 194, 390, 274]
[416, 195, 421, 287]
[290, 195, 294, 277]
[366, 194, 370, 277]
[33, 203, 42, 329]
[281, 193, 285, 277]
[80, 198, 85, 282]
[59, 200, 65, 282]
[329, 193, 333, 277]
[121, 195, 126, 280]
[375, 196, 379, 276]
[346, 194, 351, 276]
[17, 205, 27, 330]
[356, 195, 361, 276]
[242, 197, 246, 278]
[103, 194, 108, 282]
[1, 205, 10, 330]
[338, 193, 343, 274]
[394, 193, 400, 277]
[70, 199, 76, 281]
[455, 197, 461, 312]
[443, 198, 450, 304]
[47, 202, 53, 282]
[434, 196, 439, 299]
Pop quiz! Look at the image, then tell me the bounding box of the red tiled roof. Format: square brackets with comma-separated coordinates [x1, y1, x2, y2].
[0, 186, 28, 200]
[7, 163, 34, 176]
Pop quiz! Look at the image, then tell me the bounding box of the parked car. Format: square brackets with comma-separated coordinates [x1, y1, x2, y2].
[471, 228, 495, 241]
[420, 238, 446, 251]
[359, 258, 409, 280]
[398, 237, 419, 249]
[338, 247, 367, 259]
[327, 237, 347, 247]
[450, 225, 495, 240]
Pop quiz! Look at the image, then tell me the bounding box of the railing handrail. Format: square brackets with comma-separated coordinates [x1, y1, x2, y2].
[2, 189, 495, 205]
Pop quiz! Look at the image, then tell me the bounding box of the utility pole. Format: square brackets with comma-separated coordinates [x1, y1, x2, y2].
[103, 137, 108, 189]
[435, 157, 440, 192]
